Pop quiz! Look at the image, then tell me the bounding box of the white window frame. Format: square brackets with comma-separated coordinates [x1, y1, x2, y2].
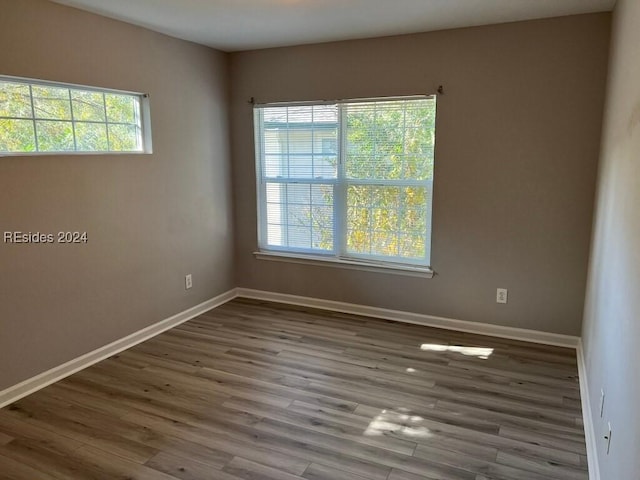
[0, 75, 152, 156]
[254, 96, 436, 276]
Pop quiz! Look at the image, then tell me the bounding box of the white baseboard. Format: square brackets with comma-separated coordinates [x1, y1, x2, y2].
[577, 340, 600, 480]
[0, 288, 237, 409]
[235, 288, 580, 348]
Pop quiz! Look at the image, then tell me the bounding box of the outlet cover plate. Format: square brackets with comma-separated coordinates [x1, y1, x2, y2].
[497, 288, 508, 304]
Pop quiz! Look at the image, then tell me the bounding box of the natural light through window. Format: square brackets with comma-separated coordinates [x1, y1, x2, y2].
[420, 343, 494, 359]
[0, 75, 151, 155]
[254, 96, 436, 269]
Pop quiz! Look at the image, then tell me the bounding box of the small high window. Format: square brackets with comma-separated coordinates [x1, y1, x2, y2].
[0, 75, 151, 155]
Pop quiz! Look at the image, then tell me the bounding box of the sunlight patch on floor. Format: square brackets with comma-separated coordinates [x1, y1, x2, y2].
[420, 343, 494, 359]
[363, 408, 432, 438]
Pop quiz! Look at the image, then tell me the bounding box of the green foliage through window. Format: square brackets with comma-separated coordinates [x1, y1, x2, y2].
[0, 76, 146, 154]
[255, 96, 436, 267]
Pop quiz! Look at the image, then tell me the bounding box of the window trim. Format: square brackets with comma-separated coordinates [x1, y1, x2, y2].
[254, 95, 436, 273]
[0, 74, 152, 156]
[253, 250, 434, 278]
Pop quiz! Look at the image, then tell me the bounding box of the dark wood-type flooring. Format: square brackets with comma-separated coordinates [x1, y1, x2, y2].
[0, 298, 588, 480]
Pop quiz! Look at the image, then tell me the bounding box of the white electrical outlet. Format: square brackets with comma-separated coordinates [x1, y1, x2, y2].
[496, 288, 508, 304]
[604, 422, 612, 454]
[185, 274, 193, 290]
[600, 389, 605, 417]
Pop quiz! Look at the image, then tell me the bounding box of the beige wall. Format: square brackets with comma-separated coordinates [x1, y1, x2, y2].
[0, 1, 617, 402]
[582, 0, 640, 477]
[0, 0, 234, 390]
[230, 14, 610, 335]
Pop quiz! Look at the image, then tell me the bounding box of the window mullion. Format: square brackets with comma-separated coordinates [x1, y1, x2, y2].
[28, 85, 39, 152]
[102, 92, 111, 152]
[68, 89, 78, 151]
[336, 103, 347, 259]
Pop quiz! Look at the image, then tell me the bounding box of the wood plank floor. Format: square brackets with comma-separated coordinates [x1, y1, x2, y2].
[0, 298, 588, 480]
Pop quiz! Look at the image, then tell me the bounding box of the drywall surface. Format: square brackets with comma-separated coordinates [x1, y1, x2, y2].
[0, 0, 234, 390]
[582, 0, 640, 477]
[230, 14, 610, 335]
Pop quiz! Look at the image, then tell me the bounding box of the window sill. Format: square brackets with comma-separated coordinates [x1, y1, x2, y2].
[253, 251, 434, 278]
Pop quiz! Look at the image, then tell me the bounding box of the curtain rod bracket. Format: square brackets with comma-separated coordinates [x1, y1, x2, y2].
[437, 85, 444, 95]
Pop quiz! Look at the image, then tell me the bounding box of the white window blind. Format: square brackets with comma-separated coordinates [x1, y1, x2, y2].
[0, 75, 151, 155]
[254, 96, 436, 268]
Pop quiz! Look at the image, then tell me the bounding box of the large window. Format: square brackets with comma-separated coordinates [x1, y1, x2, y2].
[0, 75, 151, 155]
[254, 96, 436, 269]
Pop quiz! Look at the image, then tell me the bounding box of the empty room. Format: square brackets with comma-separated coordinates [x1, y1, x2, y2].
[0, 0, 638, 479]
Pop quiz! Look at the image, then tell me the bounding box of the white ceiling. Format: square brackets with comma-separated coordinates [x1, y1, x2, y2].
[51, 0, 615, 52]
